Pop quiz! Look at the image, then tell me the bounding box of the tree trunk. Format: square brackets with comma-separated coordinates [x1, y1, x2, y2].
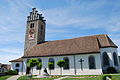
[50, 70, 51, 75]
[32, 67, 33, 75]
[60, 67, 62, 75]
[39, 70, 41, 75]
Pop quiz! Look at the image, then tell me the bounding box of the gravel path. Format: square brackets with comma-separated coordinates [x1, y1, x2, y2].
[54, 76, 69, 80]
[6, 75, 22, 80]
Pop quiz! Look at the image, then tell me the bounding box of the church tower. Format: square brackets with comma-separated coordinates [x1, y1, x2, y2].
[24, 8, 46, 53]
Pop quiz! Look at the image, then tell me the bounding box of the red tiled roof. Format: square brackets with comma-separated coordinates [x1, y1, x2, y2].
[22, 34, 117, 58]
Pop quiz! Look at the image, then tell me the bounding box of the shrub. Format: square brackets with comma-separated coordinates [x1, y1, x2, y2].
[6, 70, 18, 75]
[107, 67, 117, 74]
[102, 75, 112, 80]
[48, 62, 54, 70]
[57, 60, 65, 68]
[57, 60, 65, 75]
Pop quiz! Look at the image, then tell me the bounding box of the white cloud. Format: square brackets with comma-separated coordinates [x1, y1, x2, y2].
[0, 48, 23, 54]
[0, 0, 120, 65]
[0, 54, 21, 64]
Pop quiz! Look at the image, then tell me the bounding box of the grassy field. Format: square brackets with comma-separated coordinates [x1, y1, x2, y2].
[0, 75, 13, 80]
[17, 75, 120, 80]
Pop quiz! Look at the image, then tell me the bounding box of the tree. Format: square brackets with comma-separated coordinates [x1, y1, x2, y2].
[27, 58, 39, 75]
[37, 62, 42, 75]
[57, 60, 65, 75]
[48, 62, 54, 75]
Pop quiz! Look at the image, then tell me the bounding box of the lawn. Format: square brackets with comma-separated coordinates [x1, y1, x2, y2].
[0, 75, 13, 80]
[17, 74, 120, 80]
[62, 75, 120, 80]
[17, 75, 63, 80]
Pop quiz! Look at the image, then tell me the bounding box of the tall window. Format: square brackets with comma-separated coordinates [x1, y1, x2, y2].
[63, 57, 69, 69]
[15, 63, 20, 67]
[37, 59, 42, 70]
[30, 23, 34, 28]
[88, 55, 96, 69]
[113, 52, 118, 66]
[102, 52, 110, 66]
[48, 58, 54, 70]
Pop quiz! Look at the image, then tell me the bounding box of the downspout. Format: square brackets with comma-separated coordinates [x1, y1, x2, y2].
[22, 61, 23, 75]
[74, 55, 76, 75]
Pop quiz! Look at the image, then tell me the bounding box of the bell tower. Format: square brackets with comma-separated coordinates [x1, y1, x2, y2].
[24, 8, 46, 53]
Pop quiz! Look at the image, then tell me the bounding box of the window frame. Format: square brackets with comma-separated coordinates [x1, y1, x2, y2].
[88, 55, 96, 69]
[113, 52, 119, 66]
[48, 58, 55, 70]
[63, 57, 70, 70]
[102, 52, 110, 67]
[15, 63, 20, 67]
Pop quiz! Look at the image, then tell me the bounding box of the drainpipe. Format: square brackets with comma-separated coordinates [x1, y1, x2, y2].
[74, 55, 76, 75]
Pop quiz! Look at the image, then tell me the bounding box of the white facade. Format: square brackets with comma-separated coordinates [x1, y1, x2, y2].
[11, 62, 23, 75]
[22, 53, 102, 75]
[11, 47, 120, 75]
[100, 47, 120, 71]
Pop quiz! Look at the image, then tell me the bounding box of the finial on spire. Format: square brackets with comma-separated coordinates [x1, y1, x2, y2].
[27, 8, 46, 23]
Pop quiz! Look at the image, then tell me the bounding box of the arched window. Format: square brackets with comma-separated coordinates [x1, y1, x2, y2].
[102, 52, 110, 66]
[37, 59, 42, 70]
[48, 58, 54, 70]
[113, 52, 118, 66]
[38, 59, 42, 62]
[15, 63, 20, 67]
[88, 55, 96, 69]
[63, 57, 69, 69]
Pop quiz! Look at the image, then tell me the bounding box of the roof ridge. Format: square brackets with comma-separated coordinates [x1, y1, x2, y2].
[45, 34, 107, 42]
[104, 34, 111, 46]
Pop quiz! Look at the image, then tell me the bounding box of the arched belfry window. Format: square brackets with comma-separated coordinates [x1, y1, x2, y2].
[113, 52, 118, 66]
[88, 55, 96, 69]
[63, 57, 69, 69]
[102, 52, 110, 66]
[30, 23, 34, 28]
[15, 63, 20, 67]
[48, 58, 54, 70]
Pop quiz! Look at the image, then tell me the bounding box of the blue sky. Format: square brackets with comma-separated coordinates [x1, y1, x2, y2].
[0, 0, 120, 64]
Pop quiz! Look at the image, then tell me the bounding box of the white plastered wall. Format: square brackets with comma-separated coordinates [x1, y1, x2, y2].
[100, 47, 120, 70]
[22, 53, 102, 75]
[11, 62, 23, 75]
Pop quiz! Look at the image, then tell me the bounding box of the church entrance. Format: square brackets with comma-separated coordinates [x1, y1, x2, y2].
[26, 67, 30, 74]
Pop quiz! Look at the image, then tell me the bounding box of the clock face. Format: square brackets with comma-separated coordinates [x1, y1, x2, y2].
[28, 28, 35, 40]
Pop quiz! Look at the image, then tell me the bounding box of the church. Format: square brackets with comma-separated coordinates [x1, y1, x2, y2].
[10, 8, 120, 75]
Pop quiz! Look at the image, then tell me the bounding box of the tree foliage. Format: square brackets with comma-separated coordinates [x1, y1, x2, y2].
[57, 60, 65, 67]
[37, 62, 42, 70]
[27, 58, 39, 68]
[48, 62, 54, 70]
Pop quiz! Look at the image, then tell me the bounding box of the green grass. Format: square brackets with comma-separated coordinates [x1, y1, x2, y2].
[17, 75, 120, 80]
[17, 75, 63, 80]
[62, 75, 120, 80]
[0, 75, 13, 80]
[112, 75, 120, 80]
